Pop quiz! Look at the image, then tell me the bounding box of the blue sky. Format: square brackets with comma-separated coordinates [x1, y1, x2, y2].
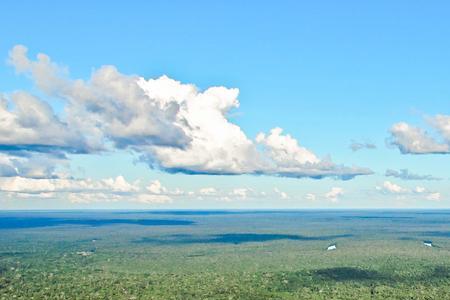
[0, 1, 449, 209]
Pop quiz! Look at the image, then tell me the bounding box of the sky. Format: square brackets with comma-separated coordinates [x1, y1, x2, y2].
[0, 0, 449, 209]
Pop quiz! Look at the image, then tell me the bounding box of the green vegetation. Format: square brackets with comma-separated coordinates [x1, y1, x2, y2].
[1, 210, 450, 299]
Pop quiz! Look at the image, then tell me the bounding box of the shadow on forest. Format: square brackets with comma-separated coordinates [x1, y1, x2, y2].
[135, 233, 352, 245]
[397, 230, 450, 239]
[278, 265, 450, 287]
[313, 267, 385, 281]
[311, 265, 450, 283]
[270, 267, 389, 292]
[264, 265, 450, 294]
[428, 266, 450, 279]
[420, 231, 450, 238]
[0, 217, 194, 229]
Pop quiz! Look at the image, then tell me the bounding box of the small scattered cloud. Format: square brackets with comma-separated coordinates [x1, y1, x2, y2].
[414, 186, 426, 193]
[376, 181, 441, 201]
[325, 187, 344, 203]
[426, 192, 441, 201]
[385, 169, 441, 181]
[229, 188, 252, 199]
[304, 193, 317, 201]
[377, 181, 407, 193]
[198, 187, 218, 196]
[350, 140, 376, 152]
[274, 187, 289, 199]
[146, 180, 167, 194]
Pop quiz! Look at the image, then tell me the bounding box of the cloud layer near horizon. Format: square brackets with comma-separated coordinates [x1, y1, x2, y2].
[0, 175, 291, 204]
[376, 180, 441, 201]
[1, 45, 372, 180]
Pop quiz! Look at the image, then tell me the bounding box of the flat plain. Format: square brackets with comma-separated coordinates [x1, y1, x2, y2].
[1, 210, 450, 299]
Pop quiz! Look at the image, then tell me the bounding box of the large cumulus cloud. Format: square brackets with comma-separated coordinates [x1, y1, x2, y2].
[3, 45, 372, 180]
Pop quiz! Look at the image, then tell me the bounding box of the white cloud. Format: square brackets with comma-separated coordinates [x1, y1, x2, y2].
[273, 187, 289, 199]
[0, 175, 137, 194]
[0, 173, 285, 205]
[68, 192, 172, 204]
[4, 45, 372, 180]
[8, 192, 56, 199]
[8, 45, 188, 151]
[0, 92, 93, 153]
[229, 188, 252, 199]
[101, 176, 139, 192]
[194, 187, 267, 201]
[379, 181, 407, 193]
[305, 193, 317, 201]
[0, 151, 73, 179]
[255, 128, 372, 179]
[376, 181, 442, 201]
[389, 120, 450, 154]
[8, 45, 68, 94]
[0, 176, 175, 204]
[414, 187, 442, 202]
[325, 187, 344, 203]
[193, 186, 268, 201]
[426, 192, 441, 201]
[139, 76, 265, 175]
[146, 180, 167, 194]
[198, 187, 218, 196]
[68, 193, 122, 204]
[256, 128, 319, 165]
[430, 115, 450, 142]
[414, 186, 426, 193]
